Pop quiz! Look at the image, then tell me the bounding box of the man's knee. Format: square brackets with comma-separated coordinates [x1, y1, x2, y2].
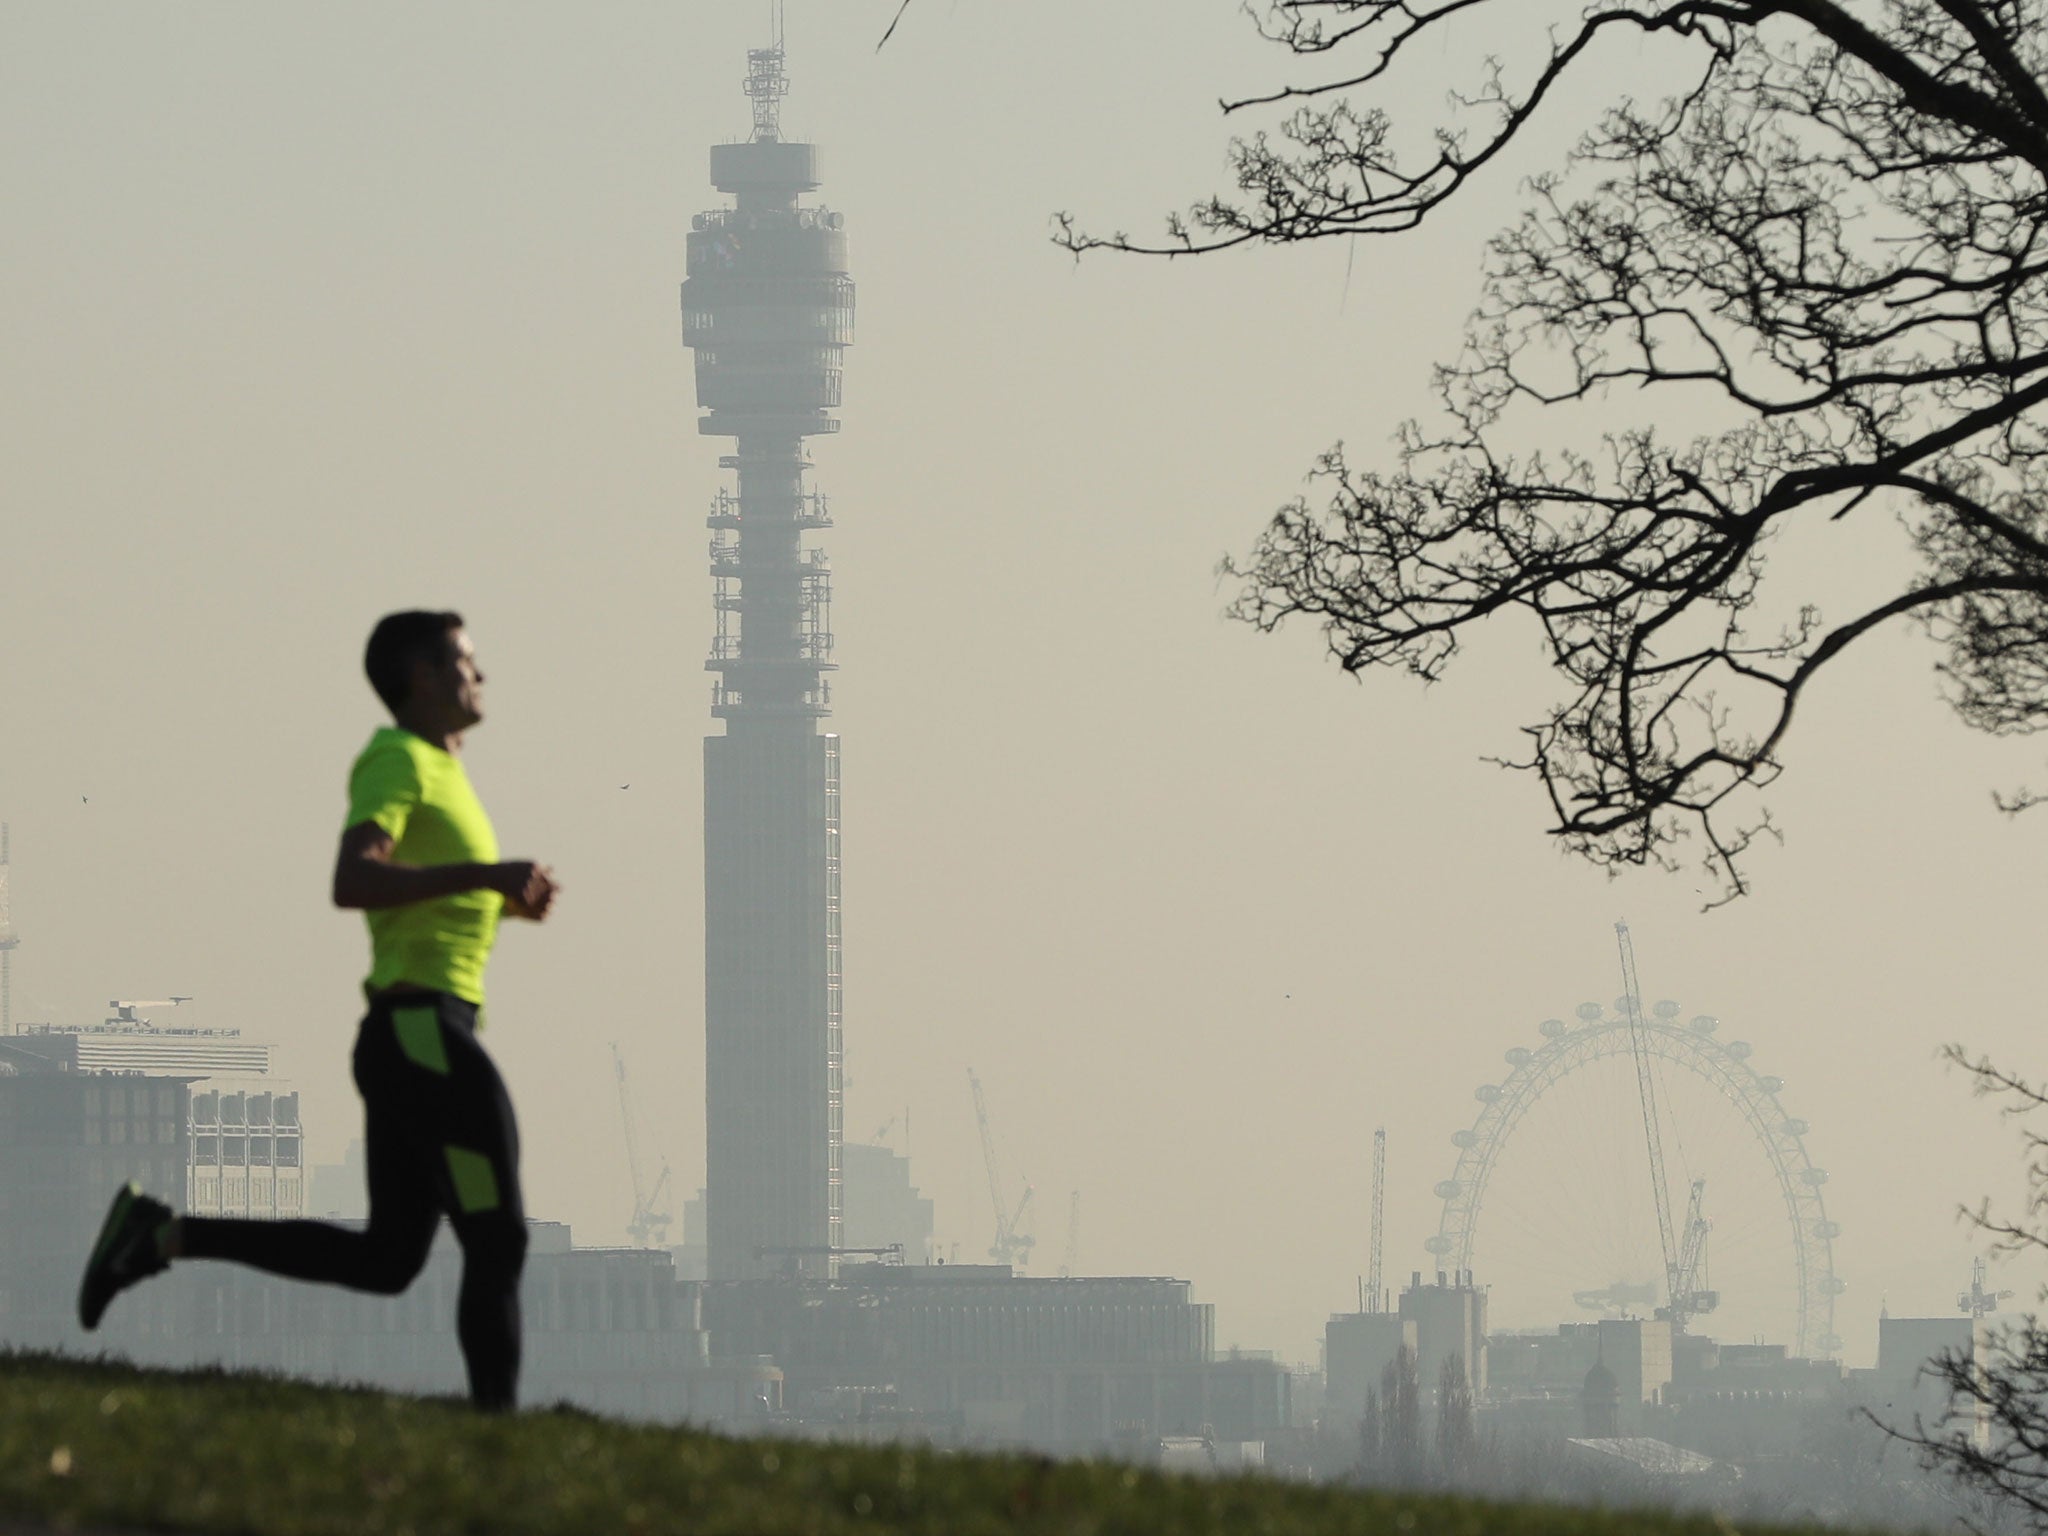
[357, 1231, 433, 1295]
[458, 1213, 527, 1279]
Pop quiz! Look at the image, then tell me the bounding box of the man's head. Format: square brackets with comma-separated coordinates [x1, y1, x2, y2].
[364, 610, 484, 734]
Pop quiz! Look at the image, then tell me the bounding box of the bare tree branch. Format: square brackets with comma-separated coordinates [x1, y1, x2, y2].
[1068, 0, 2048, 901]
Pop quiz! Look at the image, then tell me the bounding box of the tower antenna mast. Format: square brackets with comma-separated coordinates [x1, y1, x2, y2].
[0, 823, 18, 1034]
[743, 38, 789, 142]
[1368, 1126, 1386, 1312]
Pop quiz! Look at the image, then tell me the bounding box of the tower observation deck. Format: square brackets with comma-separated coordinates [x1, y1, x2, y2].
[683, 46, 852, 1283]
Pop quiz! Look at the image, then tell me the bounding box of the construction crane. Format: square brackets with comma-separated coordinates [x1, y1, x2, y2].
[1615, 921, 1688, 1329]
[1060, 1190, 1080, 1278]
[1960, 1257, 2014, 1318]
[610, 1043, 674, 1249]
[868, 1107, 911, 1153]
[107, 998, 193, 1025]
[1573, 1281, 1658, 1314]
[1670, 1178, 1719, 1320]
[1368, 1126, 1387, 1313]
[0, 824, 18, 1034]
[967, 1068, 1035, 1270]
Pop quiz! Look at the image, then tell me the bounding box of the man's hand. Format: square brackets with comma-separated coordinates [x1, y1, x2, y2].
[333, 823, 559, 917]
[494, 861, 560, 921]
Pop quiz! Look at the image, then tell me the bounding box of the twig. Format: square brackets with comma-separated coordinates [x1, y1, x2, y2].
[877, 0, 911, 52]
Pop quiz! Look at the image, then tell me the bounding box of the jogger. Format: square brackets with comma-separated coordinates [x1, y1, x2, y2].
[79, 611, 557, 1410]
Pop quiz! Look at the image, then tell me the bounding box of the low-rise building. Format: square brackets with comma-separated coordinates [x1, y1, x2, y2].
[1401, 1269, 1488, 1400]
[706, 1262, 1288, 1451]
[4, 1015, 303, 1220]
[1323, 1311, 1418, 1439]
[0, 1044, 193, 1347]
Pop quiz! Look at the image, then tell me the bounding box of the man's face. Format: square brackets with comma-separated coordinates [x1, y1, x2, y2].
[410, 627, 486, 730]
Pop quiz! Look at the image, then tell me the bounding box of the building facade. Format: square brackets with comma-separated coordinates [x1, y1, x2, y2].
[0, 1047, 193, 1347]
[703, 1264, 1289, 1451]
[683, 46, 853, 1283]
[5, 1018, 303, 1219]
[1323, 1310, 1419, 1439]
[841, 1143, 934, 1264]
[1400, 1269, 1489, 1400]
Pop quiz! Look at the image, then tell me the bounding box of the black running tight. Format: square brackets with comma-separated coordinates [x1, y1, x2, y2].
[180, 991, 527, 1410]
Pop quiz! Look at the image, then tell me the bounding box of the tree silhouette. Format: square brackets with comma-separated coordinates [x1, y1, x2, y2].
[1064, 0, 2048, 902]
[1382, 1344, 1425, 1485]
[1357, 1383, 1384, 1481]
[1436, 1352, 1477, 1484]
[1885, 1048, 2048, 1530]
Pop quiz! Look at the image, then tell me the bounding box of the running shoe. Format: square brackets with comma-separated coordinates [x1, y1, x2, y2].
[77, 1182, 170, 1330]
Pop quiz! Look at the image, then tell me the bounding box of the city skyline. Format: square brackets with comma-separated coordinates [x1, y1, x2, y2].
[2, 2, 2044, 1367]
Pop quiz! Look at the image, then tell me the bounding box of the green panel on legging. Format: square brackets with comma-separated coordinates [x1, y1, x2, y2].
[392, 1007, 450, 1075]
[444, 1145, 501, 1213]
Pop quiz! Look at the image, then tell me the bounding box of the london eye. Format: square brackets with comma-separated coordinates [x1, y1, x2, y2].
[1425, 994, 1844, 1359]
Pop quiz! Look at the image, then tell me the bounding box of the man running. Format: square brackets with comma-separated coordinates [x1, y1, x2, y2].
[78, 610, 558, 1411]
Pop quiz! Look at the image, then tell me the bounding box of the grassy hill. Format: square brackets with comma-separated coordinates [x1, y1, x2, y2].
[0, 1352, 1848, 1536]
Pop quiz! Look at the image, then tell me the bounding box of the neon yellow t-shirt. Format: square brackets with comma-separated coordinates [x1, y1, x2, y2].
[346, 727, 503, 1007]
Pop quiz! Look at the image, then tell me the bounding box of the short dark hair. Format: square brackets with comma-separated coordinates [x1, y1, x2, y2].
[364, 610, 464, 712]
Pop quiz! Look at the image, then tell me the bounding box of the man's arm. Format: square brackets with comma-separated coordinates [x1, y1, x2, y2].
[332, 822, 556, 916]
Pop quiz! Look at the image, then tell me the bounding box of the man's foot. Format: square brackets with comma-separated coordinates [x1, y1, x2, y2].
[77, 1183, 171, 1330]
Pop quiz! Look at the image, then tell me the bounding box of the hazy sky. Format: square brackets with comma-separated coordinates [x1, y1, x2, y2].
[5, 2, 2045, 1366]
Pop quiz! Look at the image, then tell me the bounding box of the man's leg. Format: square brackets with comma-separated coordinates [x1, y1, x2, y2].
[177, 1111, 437, 1293]
[452, 1212, 527, 1411]
[78, 1009, 439, 1328]
[176, 1000, 441, 1288]
[433, 1013, 528, 1412]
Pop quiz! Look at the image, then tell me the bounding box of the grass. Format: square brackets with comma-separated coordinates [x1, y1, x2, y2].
[1, 1351, 1845, 1536]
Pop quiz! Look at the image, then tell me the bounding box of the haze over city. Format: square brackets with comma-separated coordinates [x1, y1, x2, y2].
[5, 0, 2045, 1382]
